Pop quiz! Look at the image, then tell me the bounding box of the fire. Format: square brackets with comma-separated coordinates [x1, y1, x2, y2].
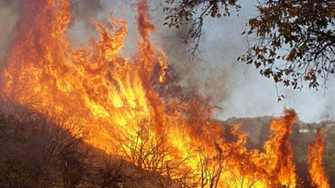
[0, 0, 327, 187]
[308, 127, 330, 188]
[262, 109, 297, 187]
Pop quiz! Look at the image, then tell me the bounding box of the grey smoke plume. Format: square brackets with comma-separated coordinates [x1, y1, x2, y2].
[140, 0, 335, 123]
[0, 0, 21, 87]
[0, 0, 21, 61]
[67, 0, 107, 46]
[0, 0, 105, 58]
[71, 0, 104, 26]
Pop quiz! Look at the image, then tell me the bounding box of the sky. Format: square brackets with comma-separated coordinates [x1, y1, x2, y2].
[1, 0, 335, 122]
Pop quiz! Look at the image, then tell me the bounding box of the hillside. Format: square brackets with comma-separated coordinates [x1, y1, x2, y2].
[0, 104, 175, 188]
[0, 103, 334, 188]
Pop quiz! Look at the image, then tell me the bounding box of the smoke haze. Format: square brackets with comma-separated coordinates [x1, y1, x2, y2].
[0, 0, 21, 62]
[119, 0, 335, 123]
[1, 0, 334, 122]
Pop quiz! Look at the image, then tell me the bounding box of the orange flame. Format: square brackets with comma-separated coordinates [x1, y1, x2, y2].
[308, 127, 330, 188]
[262, 109, 297, 187]
[0, 0, 322, 187]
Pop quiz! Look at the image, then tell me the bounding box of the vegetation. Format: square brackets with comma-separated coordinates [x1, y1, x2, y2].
[0, 102, 334, 187]
[164, 0, 335, 91]
[163, 0, 240, 55]
[0, 103, 173, 188]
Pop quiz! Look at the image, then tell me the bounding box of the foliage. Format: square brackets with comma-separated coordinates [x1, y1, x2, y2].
[240, 0, 335, 91]
[164, 0, 335, 92]
[163, 0, 240, 55]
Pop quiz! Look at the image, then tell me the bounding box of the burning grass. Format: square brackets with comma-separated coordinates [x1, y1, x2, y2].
[0, 0, 330, 187]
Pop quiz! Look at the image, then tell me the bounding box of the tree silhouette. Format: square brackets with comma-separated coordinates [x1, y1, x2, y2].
[164, 0, 335, 91]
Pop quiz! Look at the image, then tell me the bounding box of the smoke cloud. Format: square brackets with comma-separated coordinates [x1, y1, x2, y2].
[0, 0, 105, 60]
[68, 0, 105, 45]
[0, 0, 21, 61]
[0, 0, 21, 88]
[140, 0, 335, 123]
[70, 0, 104, 26]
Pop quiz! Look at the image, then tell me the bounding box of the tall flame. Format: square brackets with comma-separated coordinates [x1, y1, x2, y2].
[308, 127, 330, 188]
[0, 0, 322, 187]
[262, 109, 297, 187]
